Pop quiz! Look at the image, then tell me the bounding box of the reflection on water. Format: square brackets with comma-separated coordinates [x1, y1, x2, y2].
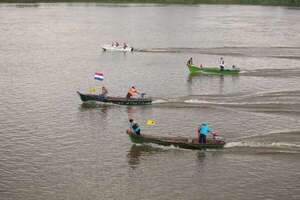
[187, 74, 240, 95]
[127, 145, 143, 169]
[127, 106, 136, 120]
[127, 144, 165, 170]
[219, 75, 224, 94]
[187, 73, 239, 82]
[196, 151, 207, 164]
[127, 144, 216, 170]
[80, 102, 110, 112]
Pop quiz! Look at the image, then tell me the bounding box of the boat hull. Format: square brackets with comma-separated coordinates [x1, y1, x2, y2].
[127, 130, 225, 149]
[187, 64, 239, 75]
[102, 45, 133, 52]
[77, 91, 152, 105]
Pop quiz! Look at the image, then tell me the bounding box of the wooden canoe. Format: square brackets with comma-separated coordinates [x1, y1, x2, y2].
[127, 130, 226, 150]
[77, 91, 152, 105]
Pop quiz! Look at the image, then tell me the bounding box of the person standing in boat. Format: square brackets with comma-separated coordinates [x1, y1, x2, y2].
[126, 86, 139, 98]
[219, 57, 225, 71]
[187, 57, 193, 66]
[198, 123, 211, 144]
[129, 119, 141, 135]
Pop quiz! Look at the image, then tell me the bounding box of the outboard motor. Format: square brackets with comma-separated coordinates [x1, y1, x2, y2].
[140, 93, 146, 98]
[212, 132, 223, 141]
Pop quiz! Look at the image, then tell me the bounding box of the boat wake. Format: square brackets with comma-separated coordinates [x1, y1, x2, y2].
[139, 143, 191, 151]
[225, 141, 300, 149]
[151, 90, 300, 116]
[242, 68, 300, 77]
[224, 141, 300, 154]
[131, 141, 300, 154]
[137, 46, 300, 60]
[152, 99, 169, 104]
[224, 129, 300, 154]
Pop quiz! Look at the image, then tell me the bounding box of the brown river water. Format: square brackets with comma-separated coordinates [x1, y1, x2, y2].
[0, 3, 300, 200]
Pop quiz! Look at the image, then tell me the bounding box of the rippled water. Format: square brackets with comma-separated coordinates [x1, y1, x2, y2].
[0, 3, 300, 200]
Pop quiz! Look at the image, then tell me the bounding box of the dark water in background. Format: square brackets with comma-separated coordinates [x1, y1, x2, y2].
[1, 3, 300, 200]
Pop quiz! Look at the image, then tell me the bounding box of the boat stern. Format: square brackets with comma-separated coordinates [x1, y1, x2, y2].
[127, 129, 144, 144]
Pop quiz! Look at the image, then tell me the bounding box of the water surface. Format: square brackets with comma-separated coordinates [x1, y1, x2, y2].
[0, 3, 300, 200]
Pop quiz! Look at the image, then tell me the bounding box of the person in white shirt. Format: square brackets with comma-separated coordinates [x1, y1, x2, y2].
[219, 57, 225, 71]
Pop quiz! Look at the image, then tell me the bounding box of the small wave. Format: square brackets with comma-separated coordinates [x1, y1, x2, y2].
[184, 99, 300, 107]
[144, 143, 190, 151]
[225, 141, 300, 149]
[243, 68, 300, 77]
[184, 99, 212, 104]
[152, 99, 169, 104]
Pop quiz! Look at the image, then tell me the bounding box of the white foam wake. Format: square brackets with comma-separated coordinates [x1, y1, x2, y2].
[146, 143, 190, 151]
[184, 99, 212, 104]
[225, 141, 300, 149]
[152, 99, 168, 104]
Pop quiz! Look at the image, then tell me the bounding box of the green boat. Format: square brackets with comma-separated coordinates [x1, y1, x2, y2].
[187, 64, 240, 75]
[127, 130, 225, 150]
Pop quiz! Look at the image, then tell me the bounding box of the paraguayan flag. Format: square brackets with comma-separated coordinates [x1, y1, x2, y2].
[94, 72, 104, 81]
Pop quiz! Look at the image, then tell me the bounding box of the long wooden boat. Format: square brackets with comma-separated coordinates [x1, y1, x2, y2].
[127, 130, 226, 150]
[77, 91, 152, 105]
[188, 64, 240, 75]
[102, 44, 133, 52]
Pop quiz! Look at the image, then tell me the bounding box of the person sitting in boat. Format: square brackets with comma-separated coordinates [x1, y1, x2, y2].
[98, 86, 108, 100]
[187, 57, 193, 66]
[123, 43, 128, 49]
[129, 119, 141, 135]
[232, 64, 236, 69]
[219, 57, 225, 71]
[100, 86, 108, 97]
[115, 42, 119, 47]
[198, 123, 211, 144]
[126, 86, 139, 98]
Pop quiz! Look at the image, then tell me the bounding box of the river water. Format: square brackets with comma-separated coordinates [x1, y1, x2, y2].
[0, 3, 300, 200]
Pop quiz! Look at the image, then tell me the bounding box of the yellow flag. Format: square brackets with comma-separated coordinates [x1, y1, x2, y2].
[89, 88, 96, 94]
[147, 119, 156, 126]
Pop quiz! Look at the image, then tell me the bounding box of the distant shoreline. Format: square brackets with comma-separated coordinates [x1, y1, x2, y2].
[0, 0, 299, 7]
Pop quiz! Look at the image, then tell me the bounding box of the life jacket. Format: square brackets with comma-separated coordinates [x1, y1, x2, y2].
[129, 88, 137, 96]
[131, 122, 140, 133]
[132, 123, 139, 130]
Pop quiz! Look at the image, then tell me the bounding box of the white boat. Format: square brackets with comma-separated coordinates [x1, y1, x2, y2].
[102, 44, 133, 52]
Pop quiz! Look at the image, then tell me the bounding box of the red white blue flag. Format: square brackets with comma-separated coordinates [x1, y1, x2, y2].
[94, 72, 104, 81]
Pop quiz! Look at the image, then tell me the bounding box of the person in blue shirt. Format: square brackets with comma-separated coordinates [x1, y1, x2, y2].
[198, 123, 211, 144]
[129, 119, 141, 135]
